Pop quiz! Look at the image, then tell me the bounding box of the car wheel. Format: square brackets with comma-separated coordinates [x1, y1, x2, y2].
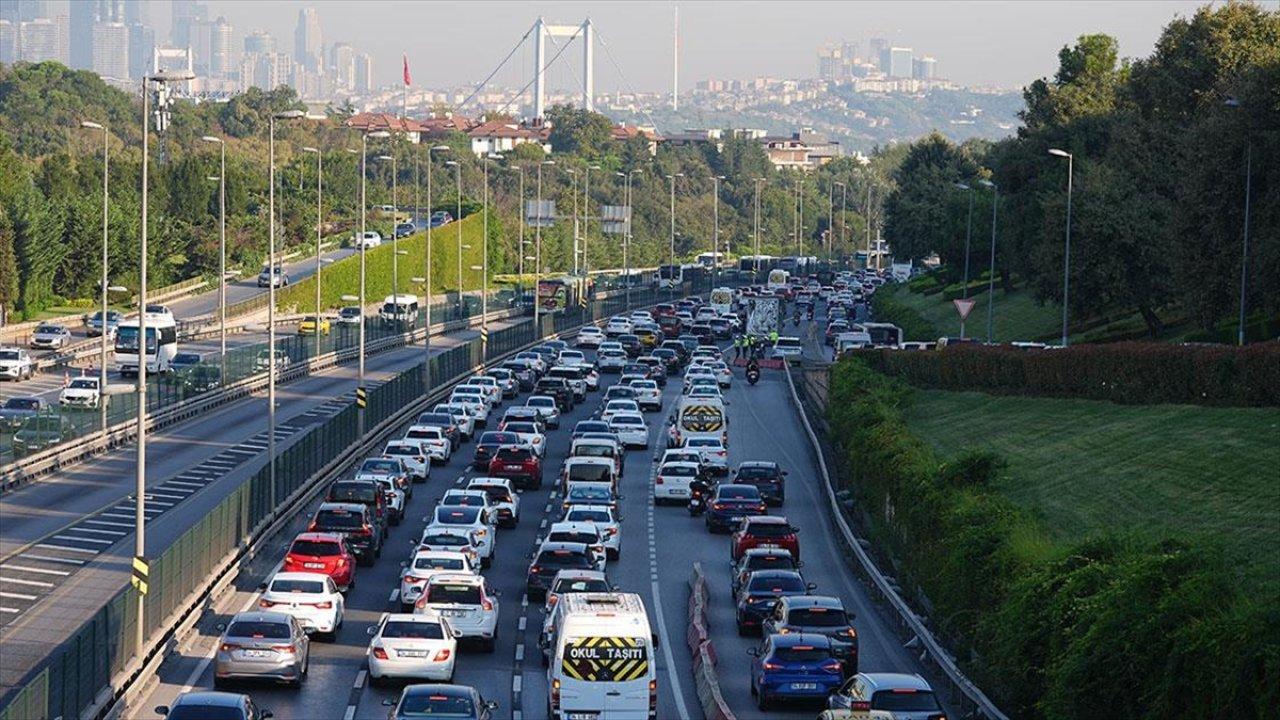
[756, 689, 770, 711]
[737, 619, 749, 636]
[607, 547, 619, 561]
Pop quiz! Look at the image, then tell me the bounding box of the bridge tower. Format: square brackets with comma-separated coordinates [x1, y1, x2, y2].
[532, 17, 594, 120]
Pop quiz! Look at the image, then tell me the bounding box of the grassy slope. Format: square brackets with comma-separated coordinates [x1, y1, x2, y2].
[903, 389, 1280, 587]
[888, 283, 1064, 343]
[276, 215, 496, 313]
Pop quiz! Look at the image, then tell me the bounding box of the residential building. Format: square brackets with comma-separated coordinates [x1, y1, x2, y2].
[345, 113, 427, 143]
[294, 7, 323, 74]
[0, 21, 16, 63]
[92, 20, 129, 79]
[354, 52, 373, 92]
[18, 17, 60, 63]
[663, 128, 724, 152]
[913, 55, 937, 80]
[466, 119, 550, 156]
[760, 129, 840, 171]
[611, 124, 661, 155]
[418, 113, 477, 139]
[208, 15, 232, 77]
[880, 46, 913, 79]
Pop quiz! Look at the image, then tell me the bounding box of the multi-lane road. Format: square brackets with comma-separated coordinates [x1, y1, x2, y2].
[128, 324, 934, 720]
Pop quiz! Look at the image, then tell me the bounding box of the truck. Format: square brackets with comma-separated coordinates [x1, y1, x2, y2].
[746, 296, 780, 338]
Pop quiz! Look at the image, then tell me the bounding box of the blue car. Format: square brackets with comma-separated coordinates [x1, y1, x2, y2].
[705, 483, 767, 533]
[749, 633, 843, 711]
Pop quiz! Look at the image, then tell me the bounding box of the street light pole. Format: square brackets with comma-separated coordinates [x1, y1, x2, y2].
[452, 160, 463, 315]
[534, 160, 555, 336]
[712, 175, 724, 287]
[480, 153, 501, 357]
[515, 165, 526, 304]
[955, 182, 974, 340]
[837, 181, 846, 260]
[584, 164, 600, 276]
[753, 178, 764, 276]
[666, 173, 682, 299]
[302, 146, 323, 358]
[979, 179, 999, 344]
[425, 145, 449, 385]
[199, 136, 226, 380]
[268, 110, 304, 511]
[1049, 148, 1073, 346]
[376, 153, 399, 299]
[81, 120, 109, 431]
[827, 180, 834, 257]
[565, 168, 578, 275]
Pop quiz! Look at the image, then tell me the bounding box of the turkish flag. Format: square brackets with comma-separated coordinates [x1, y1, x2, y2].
[403, 53, 411, 86]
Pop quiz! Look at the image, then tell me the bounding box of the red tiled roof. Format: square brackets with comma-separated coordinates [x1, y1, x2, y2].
[612, 124, 662, 142]
[467, 120, 546, 140]
[345, 112, 428, 133]
[419, 114, 478, 135]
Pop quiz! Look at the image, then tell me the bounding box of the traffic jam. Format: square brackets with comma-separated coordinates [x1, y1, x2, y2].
[154, 275, 944, 720]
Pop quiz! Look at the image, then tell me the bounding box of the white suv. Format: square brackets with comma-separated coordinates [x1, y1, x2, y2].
[0, 347, 34, 381]
[414, 573, 500, 652]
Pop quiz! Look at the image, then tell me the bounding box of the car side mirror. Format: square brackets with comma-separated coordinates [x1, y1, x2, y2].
[367, 626, 377, 636]
[260, 712, 273, 719]
[214, 622, 227, 632]
[382, 699, 396, 707]
[257, 582, 267, 591]
[747, 647, 760, 657]
[154, 707, 170, 717]
[651, 632, 661, 648]
[454, 627, 464, 638]
[485, 701, 499, 710]
[807, 582, 818, 591]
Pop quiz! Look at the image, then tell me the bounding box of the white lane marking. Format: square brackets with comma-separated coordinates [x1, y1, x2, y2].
[538, 518, 547, 530]
[354, 669, 367, 689]
[101, 512, 136, 521]
[51, 534, 111, 545]
[148, 492, 187, 501]
[64, 527, 125, 537]
[84, 519, 135, 529]
[34, 543, 97, 554]
[167, 480, 206, 489]
[515, 644, 525, 662]
[0, 607, 19, 614]
[517, 616, 527, 631]
[177, 559, 284, 696]
[3, 564, 70, 576]
[388, 588, 400, 604]
[0, 591, 38, 600]
[21, 554, 84, 565]
[342, 706, 356, 720]
[512, 675, 522, 692]
[0, 576, 54, 588]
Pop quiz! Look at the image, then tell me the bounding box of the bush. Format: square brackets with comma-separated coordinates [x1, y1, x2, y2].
[825, 359, 1280, 719]
[852, 341, 1280, 407]
[907, 273, 941, 294]
[942, 279, 992, 301]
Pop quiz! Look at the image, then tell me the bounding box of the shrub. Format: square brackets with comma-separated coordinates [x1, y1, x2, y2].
[907, 273, 940, 294]
[942, 279, 992, 301]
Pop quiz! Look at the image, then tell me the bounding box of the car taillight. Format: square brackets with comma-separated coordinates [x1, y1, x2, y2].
[712, 502, 726, 511]
[655, 477, 664, 484]
[258, 599, 276, 609]
[310, 601, 333, 609]
[404, 575, 427, 584]
[850, 701, 871, 712]
[821, 659, 842, 672]
[272, 644, 296, 653]
[846, 628, 858, 638]
[475, 529, 487, 538]
[335, 558, 346, 568]
[547, 595, 559, 609]
[762, 661, 782, 670]
[551, 679, 561, 709]
[357, 524, 372, 535]
[649, 679, 658, 710]
[758, 503, 767, 512]
[528, 565, 540, 575]
[372, 647, 389, 660]
[482, 598, 494, 611]
[431, 647, 453, 662]
[220, 642, 240, 652]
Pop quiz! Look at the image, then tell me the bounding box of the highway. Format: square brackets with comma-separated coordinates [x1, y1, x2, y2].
[131, 323, 937, 720]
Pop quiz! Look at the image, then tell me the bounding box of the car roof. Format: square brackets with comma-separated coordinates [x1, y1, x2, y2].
[401, 683, 472, 698]
[744, 516, 789, 528]
[857, 673, 933, 692]
[741, 547, 793, 559]
[737, 460, 780, 469]
[318, 501, 366, 513]
[172, 691, 248, 708]
[229, 610, 292, 624]
[427, 572, 483, 584]
[538, 541, 592, 553]
[292, 532, 344, 543]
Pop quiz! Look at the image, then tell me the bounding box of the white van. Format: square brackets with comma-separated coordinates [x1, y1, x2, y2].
[709, 286, 734, 315]
[115, 311, 178, 376]
[767, 269, 790, 292]
[546, 593, 657, 720]
[672, 396, 727, 448]
[561, 456, 617, 493]
[378, 294, 419, 327]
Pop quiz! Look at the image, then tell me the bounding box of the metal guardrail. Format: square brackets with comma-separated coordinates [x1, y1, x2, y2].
[782, 364, 1008, 720]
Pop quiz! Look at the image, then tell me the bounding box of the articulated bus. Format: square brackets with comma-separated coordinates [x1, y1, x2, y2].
[538, 276, 590, 311]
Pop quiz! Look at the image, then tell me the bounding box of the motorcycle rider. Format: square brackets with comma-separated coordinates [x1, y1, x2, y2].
[688, 474, 712, 515]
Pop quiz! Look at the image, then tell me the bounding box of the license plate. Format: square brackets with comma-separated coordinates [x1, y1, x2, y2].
[304, 562, 324, 569]
[731, 516, 745, 522]
[441, 609, 467, 617]
[397, 650, 426, 658]
[566, 714, 599, 720]
[670, 488, 687, 495]
[242, 650, 271, 659]
[506, 465, 522, 470]
[791, 682, 817, 690]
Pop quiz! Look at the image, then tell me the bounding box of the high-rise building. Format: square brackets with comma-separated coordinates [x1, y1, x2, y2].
[0, 20, 16, 63]
[189, 16, 211, 75]
[294, 7, 323, 74]
[244, 29, 274, 55]
[209, 15, 233, 77]
[128, 21, 155, 80]
[123, 0, 148, 26]
[881, 46, 912, 78]
[69, 0, 96, 68]
[2, 0, 46, 24]
[869, 36, 888, 68]
[171, 0, 205, 47]
[913, 55, 937, 80]
[354, 52, 373, 93]
[330, 41, 355, 89]
[817, 44, 843, 81]
[92, 20, 129, 79]
[18, 17, 60, 62]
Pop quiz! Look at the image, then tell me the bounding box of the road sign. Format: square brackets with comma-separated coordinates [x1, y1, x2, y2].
[355, 386, 367, 408]
[131, 556, 149, 596]
[953, 298, 977, 321]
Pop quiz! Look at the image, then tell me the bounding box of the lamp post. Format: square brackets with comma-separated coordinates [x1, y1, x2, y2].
[584, 164, 600, 276]
[712, 175, 725, 286]
[80, 120, 109, 432]
[268, 110, 304, 512]
[1225, 98, 1253, 346]
[666, 172, 682, 299]
[618, 169, 642, 308]
[1048, 148, 1073, 346]
[753, 178, 764, 276]
[827, 180, 834, 257]
[534, 160, 555, 336]
[480, 153, 502, 357]
[355, 129, 390, 435]
[954, 182, 975, 340]
[376, 153, 399, 300]
[301, 146, 323, 358]
[425, 144, 450, 386]
[564, 168, 578, 275]
[978, 179, 999, 344]
[135, 68, 193, 655]
[199, 135, 227, 379]
[513, 164, 526, 306]
[447, 159, 463, 316]
[834, 181, 846, 259]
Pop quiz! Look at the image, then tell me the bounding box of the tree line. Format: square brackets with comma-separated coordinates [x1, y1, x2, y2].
[883, 3, 1278, 339]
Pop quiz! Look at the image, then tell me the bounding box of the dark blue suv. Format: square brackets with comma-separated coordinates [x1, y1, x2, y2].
[705, 484, 767, 534]
[749, 633, 843, 711]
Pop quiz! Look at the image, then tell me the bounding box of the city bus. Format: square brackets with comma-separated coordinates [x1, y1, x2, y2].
[538, 276, 589, 312]
[695, 252, 725, 269]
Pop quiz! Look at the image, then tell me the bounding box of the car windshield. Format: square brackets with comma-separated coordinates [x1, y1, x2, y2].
[748, 574, 805, 593]
[415, 556, 465, 571]
[269, 578, 324, 594]
[340, 307, 360, 317]
[789, 607, 848, 627]
[290, 540, 341, 557]
[0, 350, 19, 361]
[226, 621, 290, 639]
[771, 645, 832, 663]
[397, 693, 475, 718]
[442, 493, 484, 507]
[36, 325, 60, 333]
[4, 398, 39, 410]
[380, 620, 446, 640]
[426, 583, 482, 605]
[360, 459, 400, 474]
[568, 487, 613, 502]
[777, 339, 802, 348]
[871, 690, 941, 712]
[314, 509, 364, 529]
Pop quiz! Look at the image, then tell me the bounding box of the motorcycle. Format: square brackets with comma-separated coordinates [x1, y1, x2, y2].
[688, 493, 707, 516]
[745, 361, 761, 386]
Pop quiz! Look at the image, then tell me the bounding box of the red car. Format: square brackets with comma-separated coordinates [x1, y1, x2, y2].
[282, 532, 357, 592]
[731, 516, 800, 562]
[488, 446, 544, 490]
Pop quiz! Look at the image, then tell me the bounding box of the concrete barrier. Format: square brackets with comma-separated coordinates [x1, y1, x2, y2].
[687, 562, 734, 720]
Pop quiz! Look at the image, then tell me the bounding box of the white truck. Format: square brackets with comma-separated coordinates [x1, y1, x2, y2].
[746, 296, 780, 338]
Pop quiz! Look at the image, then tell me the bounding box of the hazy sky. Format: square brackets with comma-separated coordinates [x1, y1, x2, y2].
[136, 0, 1215, 91]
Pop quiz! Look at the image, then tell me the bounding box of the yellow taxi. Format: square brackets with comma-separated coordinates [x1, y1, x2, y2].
[298, 314, 331, 335]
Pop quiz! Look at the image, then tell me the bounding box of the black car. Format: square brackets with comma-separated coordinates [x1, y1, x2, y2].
[733, 461, 788, 506]
[652, 347, 682, 373]
[735, 569, 813, 635]
[677, 335, 700, 355]
[730, 547, 800, 597]
[12, 414, 77, 456]
[762, 595, 859, 674]
[309, 502, 381, 565]
[636, 357, 668, 386]
[326, 479, 390, 533]
[705, 484, 768, 533]
[660, 340, 690, 365]
[180, 364, 222, 394]
[525, 542, 596, 600]
[500, 361, 538, 391]
[473, 431, 521, 470]
[534, 377, 575, 411]
[617, 334, 642, 358]
[690, 324, 714, 344]
[415, 411, 461, 449]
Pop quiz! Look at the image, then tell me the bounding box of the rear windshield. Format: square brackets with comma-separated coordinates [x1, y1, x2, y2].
[166, 707, 243, 720]
[553, 578, 611, 594]
[548, 531, 599, 545]
[575, 445, 614, 458]
[568, 464, 612, 482]
[719, 486, 761, 500]
[227, 621, 290, 639]
[436, 507, 480, 524]
[381, 621, 445, 640]
[4, 398, 39, 410]
[612, 415, 643, 426]
[473, 485, 513, 503]
[505, 423, 539, 435]
[443, 493, 485, 507]
[480, 432, 519, 445]
[416, 413, 453, 425]
[406, 428, 444, 439]
[421, 534, 469, 547]
[871, 690, 941, 712]
[537, 549, 595, 568]
[314, 509, 364, 529]
[736, 466, 778, 479]
[290, 540, 341, 557]
[747, 522, 793, 537]
[772, 645, 831, 663]
[399, 694, 474, 717]
[415, 556, 465, 571]
[661, 465, 698, 477]
[426, 583, 482, 605]
[361, 458, 400, 473]
[328, 483, 376, 502]
[269, 578, 324, 594]
[567, 487, 613, 502]
[566, 509, 612, 523]
[496, 448, 533, 462]
[788, 607, 848, 627]
[384, 445, 417, 457]
[748, 574, 805, 593]
[746, 554, 796, 571]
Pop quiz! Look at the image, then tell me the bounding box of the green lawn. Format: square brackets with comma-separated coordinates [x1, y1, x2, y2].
[886, 283, 1064, 342]
[903, 389, 1280, 587]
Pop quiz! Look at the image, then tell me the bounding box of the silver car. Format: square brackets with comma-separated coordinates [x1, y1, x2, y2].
[213, 611, 310, 688]
[29, 323, 72, 349]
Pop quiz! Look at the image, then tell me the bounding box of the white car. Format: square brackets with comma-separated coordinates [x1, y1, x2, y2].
[353, 230, 383, 248]
[460, 377, 503, 406]
[448, 390, 491, 424]
[598, 350, 628, 373]
[59, 376, 103, 409]
[467, 477, 521, 528]
[403, 425, 452, 463]
[543, 521, 607, 570]
[608, 412, 649, 449]
[576, 326, 604, 348]
[604, 317, 633, 337]
[0, 347, 34, 381]
[661, 448, 706, 474]
[257, 571, 345, 639]
[433, 403, 477, 440]
[29, 324, 73, 350]
[502, 420, 547, 457]
[439, 489, 497, 524]
[629, 380, 662, 411]
[772, 336, 804, 359]
[629, 311, 653, 323]
[574, 364, 601, 391]
[426, 505, 496, 567]
[399, 550, 478, 610]
[597, 341, 624, 355]
[600, 399, 641, 423]
[683, 436, 729, 474]
[513, 352, 547, 375]
[415, 527, 482, 569]
[383, 440, 431, 482]
[558, 350, 588, 367]
[524, 395, 561, 429]
[414, 573, 500, 652]
[366, 611, 459, 683]
[654, 461, 701, 504]
[375, 477, 406, 524]
[563, 504, 622, 560]
[707, 361, 733, 388]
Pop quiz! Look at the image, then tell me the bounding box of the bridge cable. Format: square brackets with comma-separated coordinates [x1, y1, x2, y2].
[457, 25, 536, 113]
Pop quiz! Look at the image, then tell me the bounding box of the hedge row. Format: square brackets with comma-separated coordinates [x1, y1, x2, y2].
[853, 341, 1280, 407]
[826, 360, 1280, 719]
